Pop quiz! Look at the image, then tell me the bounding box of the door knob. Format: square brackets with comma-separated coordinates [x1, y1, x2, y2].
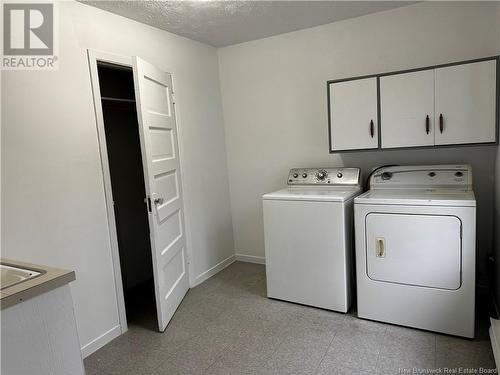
[153, 197, 164, 205]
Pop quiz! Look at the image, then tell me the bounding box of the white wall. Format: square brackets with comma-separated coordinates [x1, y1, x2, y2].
[1, 1, 234, 355]
[218, 1, 500, 286]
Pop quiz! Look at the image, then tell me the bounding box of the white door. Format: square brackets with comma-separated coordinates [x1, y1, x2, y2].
[435, 60, 497, 145]
[329, 77, 379, 151]
[380, 70, 435, 148]
[132, 57, 189, 331]
[365, 213, 462, 290]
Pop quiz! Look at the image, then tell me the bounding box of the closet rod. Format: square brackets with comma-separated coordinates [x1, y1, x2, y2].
[101, 96, 136, 103]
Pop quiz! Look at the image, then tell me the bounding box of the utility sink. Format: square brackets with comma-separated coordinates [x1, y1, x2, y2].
[0, 263, 43, 290]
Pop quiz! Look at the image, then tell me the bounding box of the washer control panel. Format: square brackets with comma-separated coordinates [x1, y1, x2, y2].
[287, 168, 361, 186]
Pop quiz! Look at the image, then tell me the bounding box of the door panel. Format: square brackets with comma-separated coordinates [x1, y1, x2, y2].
[156, 171, 179, 205]
[150, 129, 174, 160]
[380, 70, 435, 148]
[435, 60, 496, 145]
[133, 56, 189, 331]
[144, 77, 173, 115]
[365, 213, 461, 290]
[158, 208, 182, 240]
[329, 78, 379, 151]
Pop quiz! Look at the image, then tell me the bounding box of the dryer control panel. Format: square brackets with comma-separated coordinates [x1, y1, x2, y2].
[370, 165, 472, 190]
[287, 168, 361, 186]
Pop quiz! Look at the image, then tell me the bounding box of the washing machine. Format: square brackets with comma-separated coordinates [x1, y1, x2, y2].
[263, 167, 362, 312]
[355, 164, 476, 338]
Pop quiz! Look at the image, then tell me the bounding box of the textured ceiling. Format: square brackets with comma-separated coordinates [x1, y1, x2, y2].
[80, 1, 417, 47]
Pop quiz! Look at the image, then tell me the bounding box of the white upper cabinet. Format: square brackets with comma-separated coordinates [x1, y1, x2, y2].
[434, 60, 497, 145]
[327, 57, 498, 153]
[380, 70, 435, 148]
[329, 77, 378, 151]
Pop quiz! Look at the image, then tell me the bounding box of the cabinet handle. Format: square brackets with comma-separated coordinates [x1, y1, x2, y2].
[370, 120, 374, 138]
[439, 113, 444, 133]
[426, 115, 430, 134]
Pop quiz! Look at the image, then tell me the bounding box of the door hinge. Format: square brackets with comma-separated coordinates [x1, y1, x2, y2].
[145, 196, 152, 212]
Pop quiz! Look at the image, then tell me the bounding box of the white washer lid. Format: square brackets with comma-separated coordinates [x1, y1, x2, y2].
[355, 189, 476, 207]
[263, 186, 361, 202]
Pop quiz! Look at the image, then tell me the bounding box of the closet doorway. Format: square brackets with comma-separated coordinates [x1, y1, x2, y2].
[98, 62, 156, 329]
[88, 51, 190, 334]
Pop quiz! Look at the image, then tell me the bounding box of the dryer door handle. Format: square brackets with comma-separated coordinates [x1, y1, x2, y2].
[376, 238, 385, 258]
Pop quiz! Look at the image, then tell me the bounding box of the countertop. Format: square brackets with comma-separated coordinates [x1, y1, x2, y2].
[1, 258, 75, 310]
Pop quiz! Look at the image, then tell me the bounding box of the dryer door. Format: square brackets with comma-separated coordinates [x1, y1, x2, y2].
[365, 213, 461, 290]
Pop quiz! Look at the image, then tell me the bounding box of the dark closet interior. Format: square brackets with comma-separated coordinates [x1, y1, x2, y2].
[97, 62, 156, 326]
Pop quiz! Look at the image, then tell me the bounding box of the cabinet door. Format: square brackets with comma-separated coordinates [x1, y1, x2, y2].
[329, 78, 378, 151]
[380, 70, 435, 148]
[435, 60, 497, 145]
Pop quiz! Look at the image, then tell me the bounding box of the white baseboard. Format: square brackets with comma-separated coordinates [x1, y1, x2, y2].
[235, 253, 266, 265]
[490, 318, 500, 370]
[81, 324, 121, 358]
[192, 254, 236, 287]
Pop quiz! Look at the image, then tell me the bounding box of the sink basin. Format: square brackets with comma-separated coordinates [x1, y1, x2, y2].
[1, 264, 43, 290]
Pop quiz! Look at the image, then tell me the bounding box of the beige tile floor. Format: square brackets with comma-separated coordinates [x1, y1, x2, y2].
[84, 262, 497, 375]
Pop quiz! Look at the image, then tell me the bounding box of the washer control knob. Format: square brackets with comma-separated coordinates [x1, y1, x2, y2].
[428, 172, 436, 177]
[316, 170, 327, 180]
[292, 173, 299, 178]
[337, 172, 343, 178]
[302, 173, 308, 178]
[455, 171, 463, 177]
